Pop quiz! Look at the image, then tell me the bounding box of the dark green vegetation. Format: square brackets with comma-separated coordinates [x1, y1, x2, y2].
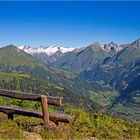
[0, 72, 100, 111]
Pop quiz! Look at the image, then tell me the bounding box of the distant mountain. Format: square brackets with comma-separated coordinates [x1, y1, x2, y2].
[18, 45, 75, 64]
[18, 42, 122, 67]
[81, 39, 140, 90]
[53, 42, 121, 73]
[33, 51, 64, 64]
[18, 45, 75, 56]
[80, 39, 140, 121]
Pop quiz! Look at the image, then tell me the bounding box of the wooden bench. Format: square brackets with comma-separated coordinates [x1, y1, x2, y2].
[0, 89, 75, 125]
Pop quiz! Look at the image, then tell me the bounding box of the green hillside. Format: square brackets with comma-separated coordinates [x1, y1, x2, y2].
[0, 71, 103, 112]
[0, 45, 47, 68]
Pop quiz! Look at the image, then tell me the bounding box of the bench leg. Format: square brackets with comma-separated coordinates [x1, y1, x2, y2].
[41, 95, 50, 126]
[8, 113, 13, 120]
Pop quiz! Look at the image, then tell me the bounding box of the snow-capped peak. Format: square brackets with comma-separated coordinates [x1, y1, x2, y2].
[18, 45, 31, 50]
[18, 45, 75, 56]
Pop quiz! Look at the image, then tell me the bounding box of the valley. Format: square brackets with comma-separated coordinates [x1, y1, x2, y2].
[16, 39, 140, 122]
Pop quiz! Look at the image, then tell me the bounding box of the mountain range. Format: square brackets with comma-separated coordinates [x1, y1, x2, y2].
[18, 41, 122, 66]
[18, 45, 76, 64]
[0, 39, 140, 121]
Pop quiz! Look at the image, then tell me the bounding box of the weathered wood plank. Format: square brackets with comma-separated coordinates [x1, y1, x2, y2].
[0, 106, 42, 118]
[0, 89, 62, 106]
[49, 113, 75, 123]
[0, 106, 75, 123]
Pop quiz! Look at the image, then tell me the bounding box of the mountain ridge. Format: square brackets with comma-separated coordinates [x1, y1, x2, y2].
[18, 41, 122, 65]
[18, 45, 76, 56]
[53, 42, 121, 73]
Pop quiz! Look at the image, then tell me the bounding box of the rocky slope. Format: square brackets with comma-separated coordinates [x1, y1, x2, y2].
[53, 42, 121, 73]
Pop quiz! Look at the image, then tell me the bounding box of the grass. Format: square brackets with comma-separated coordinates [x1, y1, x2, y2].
[65, 108, 140, 139]
[14, 116, 42, 132]
[0, 93, 140, 139]
[0, 113, 23, 139]
[38, 108, 140, 139]
[0, 96, 140, 139]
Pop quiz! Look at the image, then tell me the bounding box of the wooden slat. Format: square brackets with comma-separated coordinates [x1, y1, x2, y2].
[49, 113, 75, 123]
[0, 106, 75, 123]
[47, 96, 62, 106]
[0, 89, 62, 106]
[0, 106, 42, 118]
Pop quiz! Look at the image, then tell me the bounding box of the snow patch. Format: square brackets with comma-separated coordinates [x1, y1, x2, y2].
[18, 45, 75, 56]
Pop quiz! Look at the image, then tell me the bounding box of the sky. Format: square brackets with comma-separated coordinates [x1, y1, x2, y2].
[0, 1, 140, 48]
